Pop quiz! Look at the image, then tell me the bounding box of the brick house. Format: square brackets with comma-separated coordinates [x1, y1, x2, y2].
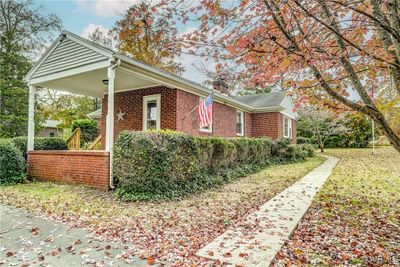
[92, 88, 296, 148]
[24, 31, 297, 190]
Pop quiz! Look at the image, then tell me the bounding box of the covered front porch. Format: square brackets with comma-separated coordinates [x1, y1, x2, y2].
[25, 31, 171, 189]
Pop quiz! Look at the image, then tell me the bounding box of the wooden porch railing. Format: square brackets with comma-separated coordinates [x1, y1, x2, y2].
[66, 127, 81, 150]
[88, 134, 102, 150]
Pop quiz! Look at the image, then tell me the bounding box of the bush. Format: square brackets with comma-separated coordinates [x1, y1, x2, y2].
[114, 131, 313, 200]
[0, 139, 25, 185]
[12, 136, 68, 159]
[71, 119, 98, 146]
[297, 136, 310, 144]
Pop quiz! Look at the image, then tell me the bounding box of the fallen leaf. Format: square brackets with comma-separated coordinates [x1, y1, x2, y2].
[44, 236, 53, 243]
[30, 227, 39, 236]
[147, 256, 156, 265]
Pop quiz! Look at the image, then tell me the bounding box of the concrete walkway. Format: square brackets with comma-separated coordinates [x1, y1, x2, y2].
[196, 156, 339, 266]
[0, 205, 150, 266]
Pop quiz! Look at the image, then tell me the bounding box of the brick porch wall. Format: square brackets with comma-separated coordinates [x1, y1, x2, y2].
[27, 151, 110, 190]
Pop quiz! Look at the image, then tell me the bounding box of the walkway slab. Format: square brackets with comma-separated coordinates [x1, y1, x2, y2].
[196, 156, 339, 266]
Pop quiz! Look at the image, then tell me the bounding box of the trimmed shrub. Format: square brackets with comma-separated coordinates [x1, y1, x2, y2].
[12, 136, 68, 159]
[114, 131, 314, 200]
[0, 139, 25, 185]
[71, 119, 98, 146]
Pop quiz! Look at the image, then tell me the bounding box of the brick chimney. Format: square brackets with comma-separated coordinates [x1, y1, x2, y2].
[212, 79, 229, 95]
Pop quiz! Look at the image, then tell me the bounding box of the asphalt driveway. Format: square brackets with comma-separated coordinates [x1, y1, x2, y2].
[0, 204, 150, 266]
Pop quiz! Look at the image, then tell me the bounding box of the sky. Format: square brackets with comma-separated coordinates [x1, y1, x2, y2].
[36, 0, 209, 84]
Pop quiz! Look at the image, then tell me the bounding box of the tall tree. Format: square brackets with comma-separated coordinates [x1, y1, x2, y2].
[0, 0, 61, 137]
[112, 1, 184, 74]
[88, 27, 112, 49]
[158, 0, 400, 152]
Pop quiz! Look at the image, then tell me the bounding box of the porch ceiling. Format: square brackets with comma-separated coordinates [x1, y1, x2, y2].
[36, 67, 159, 97]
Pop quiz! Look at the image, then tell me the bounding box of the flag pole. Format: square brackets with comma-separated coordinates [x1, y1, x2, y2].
[370, 86, 375, 155]
[372, 119, 375, 155]
[183, 104, 200, 120]
[182, 87, 216, 121]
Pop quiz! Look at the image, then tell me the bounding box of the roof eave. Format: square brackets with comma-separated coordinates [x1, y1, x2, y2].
[252, 106, 284, 113]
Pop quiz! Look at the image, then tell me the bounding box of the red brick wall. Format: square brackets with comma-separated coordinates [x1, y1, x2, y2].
[101, 86, 177, 147]
[291, 119, 297, 144]
[251, 112, 283, 139]
[244, 112, 252, 137]
[27, 151, 110, 190]
[101, 87, 296, 141]
[175, 90, 250, 137]
[175, 90, 199, 135]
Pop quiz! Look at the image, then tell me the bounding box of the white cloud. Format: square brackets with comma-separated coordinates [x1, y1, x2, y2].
[81, 23, 109, 38]
[74, 0, 133, 17]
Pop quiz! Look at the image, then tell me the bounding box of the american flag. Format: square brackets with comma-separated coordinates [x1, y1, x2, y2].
[199, 95, 213, 128]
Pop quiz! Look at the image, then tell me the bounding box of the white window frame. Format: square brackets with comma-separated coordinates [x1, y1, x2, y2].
[283, 116, 292, 138]
[199, 97, 213, 133]
[143, 94, 161, 131]
[236, 110, 244, 136]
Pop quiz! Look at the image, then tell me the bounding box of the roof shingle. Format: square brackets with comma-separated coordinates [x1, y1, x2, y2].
[232, 91, 287, 109]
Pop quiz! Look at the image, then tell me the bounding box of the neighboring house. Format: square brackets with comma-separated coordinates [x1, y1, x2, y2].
[24, 30, 298, 190]
[87, 109, 102, 128]
[37, 120, 61, 137]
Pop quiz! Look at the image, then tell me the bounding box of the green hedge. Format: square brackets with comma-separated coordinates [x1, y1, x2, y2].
[0, 139, 25, 185]
[114, 131, 314, 200]
[71, 119, 98, 146]
[12, 136, 68, 159]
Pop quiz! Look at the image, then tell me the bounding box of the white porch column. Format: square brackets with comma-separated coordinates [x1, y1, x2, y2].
[105, 66, 115, 152]
[27, 84, 36, 151]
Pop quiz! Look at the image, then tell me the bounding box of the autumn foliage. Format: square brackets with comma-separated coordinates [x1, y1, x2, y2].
[112, 1, 184, 74]
[146, 0, 400, 152]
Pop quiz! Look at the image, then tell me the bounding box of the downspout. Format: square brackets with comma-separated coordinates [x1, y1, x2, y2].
[109, 58, 121, 190]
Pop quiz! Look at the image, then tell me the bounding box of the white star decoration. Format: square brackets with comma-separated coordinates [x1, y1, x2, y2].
[116, 110, 125, 121]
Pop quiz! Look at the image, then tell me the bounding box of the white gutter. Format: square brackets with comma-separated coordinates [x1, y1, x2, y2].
[108, 58, 121, 190]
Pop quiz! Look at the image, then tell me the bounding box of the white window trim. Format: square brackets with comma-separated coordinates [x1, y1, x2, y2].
[283, 116, 292, 138]
[236, 110, 244, 136]
[143, 94, 161, 131]
[199, 97, 213, 133]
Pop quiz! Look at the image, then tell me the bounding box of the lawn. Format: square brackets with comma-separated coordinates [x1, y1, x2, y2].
[273, 147, 400, 266]
[0, 157, 324, 265]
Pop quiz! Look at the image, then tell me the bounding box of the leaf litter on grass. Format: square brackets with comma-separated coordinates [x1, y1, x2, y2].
[272, 148, 400, 266]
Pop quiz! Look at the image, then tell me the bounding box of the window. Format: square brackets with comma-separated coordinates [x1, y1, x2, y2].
[283, 116, 292, 138]
[199, 97, 213, 132]
[236, 110, 244, 136]
[143, 94, 161, 131]
[49, 132, 55, 137]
